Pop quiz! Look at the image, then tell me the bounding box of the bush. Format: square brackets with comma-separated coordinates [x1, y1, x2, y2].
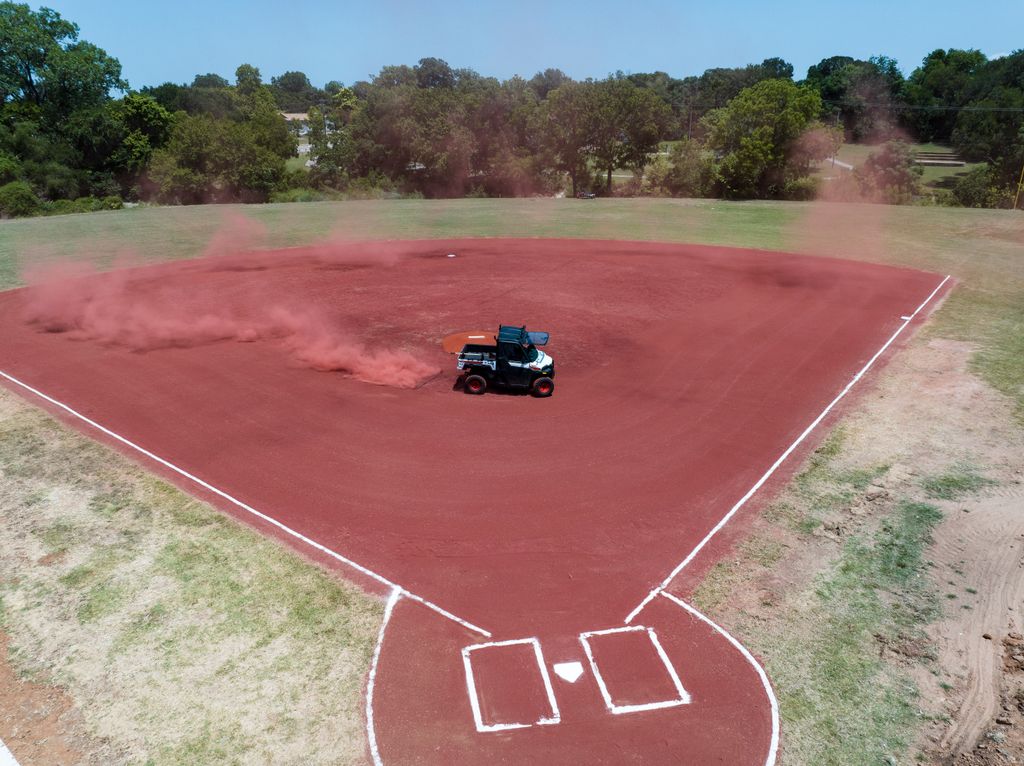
[951, 165, 1010, 208]
[43, 195, 123, 216]
[0, 180, 41, 217]
[782, 176, 820, 201]
[0, 153, 21, 185]
[644, 140, 715, 198]
[268, 187, 341, 203]
[854, 141, 922, 204]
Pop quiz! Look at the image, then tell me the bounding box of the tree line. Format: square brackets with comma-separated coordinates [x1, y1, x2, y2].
[1, 2, 1021, 217]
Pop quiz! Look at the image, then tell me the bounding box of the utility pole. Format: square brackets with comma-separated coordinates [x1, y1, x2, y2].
[1015, 157, 1024, 211]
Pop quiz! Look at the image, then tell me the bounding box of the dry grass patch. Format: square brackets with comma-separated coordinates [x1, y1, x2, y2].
[0, 388, 382, 765]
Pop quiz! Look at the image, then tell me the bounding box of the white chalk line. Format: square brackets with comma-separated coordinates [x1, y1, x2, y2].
[661, 591, 779, 766]
[366, 587, 402, 766]
[0, 369, 491, 638]
[579, 625, 691, 714]
[461, 637, 560, 732]
[625, 274, 951, 623]
[0, 738, 20, 766]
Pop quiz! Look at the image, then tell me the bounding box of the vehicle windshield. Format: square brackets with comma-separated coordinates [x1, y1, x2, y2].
[526, 345, 540, 362]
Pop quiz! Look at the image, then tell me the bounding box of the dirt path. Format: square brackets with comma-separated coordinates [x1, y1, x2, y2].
[930, 492, 1024, 758]
[0, 630, 94, 765]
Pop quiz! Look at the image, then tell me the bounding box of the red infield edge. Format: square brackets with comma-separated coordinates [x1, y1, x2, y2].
[0, 238, 951, 765]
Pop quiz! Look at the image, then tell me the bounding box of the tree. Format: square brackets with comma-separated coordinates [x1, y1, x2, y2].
[191, 73, 228, 89]
[590, 78, 672, 190]
[0, 2, 126, 118]
[529, 68, 571, 99]
[644, 139, 714, 197]
[148, 112, 286, 203]
[903, 49, 988, 141]
[415, 57, 455, 89]
[705, 79, 824, 198]
[271, 70, 321, 111]
[854, 141, 922, 203]
[951, 50, 1024, 186]
[803, 55, 905, 141]
[541, 81, 596, 196]
[0, 3, 78, 104]
[235, 64, 262, 96]
[306, 104, 355, 189]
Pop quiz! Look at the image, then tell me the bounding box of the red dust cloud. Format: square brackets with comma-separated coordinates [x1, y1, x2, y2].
[21, 260, 438, 389]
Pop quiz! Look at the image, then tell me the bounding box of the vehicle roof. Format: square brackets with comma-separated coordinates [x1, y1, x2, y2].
[497, 325, 529, 344]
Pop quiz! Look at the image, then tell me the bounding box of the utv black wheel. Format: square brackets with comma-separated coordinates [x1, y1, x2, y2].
[464, 374, 487, 395]
[531, 377, 554, 397]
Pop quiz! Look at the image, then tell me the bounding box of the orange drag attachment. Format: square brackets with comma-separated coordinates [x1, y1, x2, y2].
[441, 330, 494, 354]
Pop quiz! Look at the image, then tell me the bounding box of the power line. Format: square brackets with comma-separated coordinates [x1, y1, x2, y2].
[821, 100, 1024, 113]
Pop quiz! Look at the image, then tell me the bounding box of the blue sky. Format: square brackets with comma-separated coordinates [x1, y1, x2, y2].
[40, 0, 1024, 88]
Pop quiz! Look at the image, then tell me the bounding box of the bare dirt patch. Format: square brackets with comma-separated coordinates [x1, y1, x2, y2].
[0, 630, 97, 765]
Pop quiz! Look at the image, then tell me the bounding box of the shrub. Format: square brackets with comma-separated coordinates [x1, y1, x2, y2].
[0, 153, 21, 185]
[782, 176, 820, 201]
[0, 180, 41, 217]
[644, 140, 715, 198]
[854, 141, 922, 204]
[952, 164, 1009, 208]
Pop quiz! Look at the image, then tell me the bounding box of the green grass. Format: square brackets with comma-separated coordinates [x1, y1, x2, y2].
[778, 501, 943, 765]
[822, 142, 983, 192]
[696, 426, 946, 765]
[921, 463, 996, 500]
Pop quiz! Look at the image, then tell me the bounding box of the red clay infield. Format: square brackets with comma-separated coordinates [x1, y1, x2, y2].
[0, 238, 949, 764]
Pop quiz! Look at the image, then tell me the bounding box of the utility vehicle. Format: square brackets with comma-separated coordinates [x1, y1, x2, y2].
[456, 325, 555, 397]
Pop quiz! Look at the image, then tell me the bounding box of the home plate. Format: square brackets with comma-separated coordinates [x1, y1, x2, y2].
[553, 661, 585, 683]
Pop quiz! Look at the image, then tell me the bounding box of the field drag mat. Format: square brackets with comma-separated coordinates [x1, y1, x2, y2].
[0, 238, 949, 764]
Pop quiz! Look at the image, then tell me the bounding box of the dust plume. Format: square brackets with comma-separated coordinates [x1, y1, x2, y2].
[21, 263, 438, 389]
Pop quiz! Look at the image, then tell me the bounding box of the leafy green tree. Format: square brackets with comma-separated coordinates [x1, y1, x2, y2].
[191, 73, 228, 89]
[644, 139, 714, 197]
[148, 112, 286, 203]
[0, 3, 78, 104]
[528, 68, 571, 99]
[0, 151, 19, 183]
[803, 55, 905, 140]
[271, 70, 322, 111]
[540, 81, 596, 196]
[235, 64, 262, 96]
[951, 51, 1024, 186]
[306, 104, 354, 188]
[854, 140, 922, 203]
[705, 79, 824, 198]
[590, 77, 672, 189]
[903, 49, 988, 141]
[0, 2, 125, 118]
[415, 57, 455, 89]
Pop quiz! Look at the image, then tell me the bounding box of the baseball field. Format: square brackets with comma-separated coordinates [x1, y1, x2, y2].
[1, 198, 1021, 765]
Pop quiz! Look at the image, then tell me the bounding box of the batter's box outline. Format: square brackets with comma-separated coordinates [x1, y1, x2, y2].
[461, 637, 561, 733]
[579, 625, 692, 714]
